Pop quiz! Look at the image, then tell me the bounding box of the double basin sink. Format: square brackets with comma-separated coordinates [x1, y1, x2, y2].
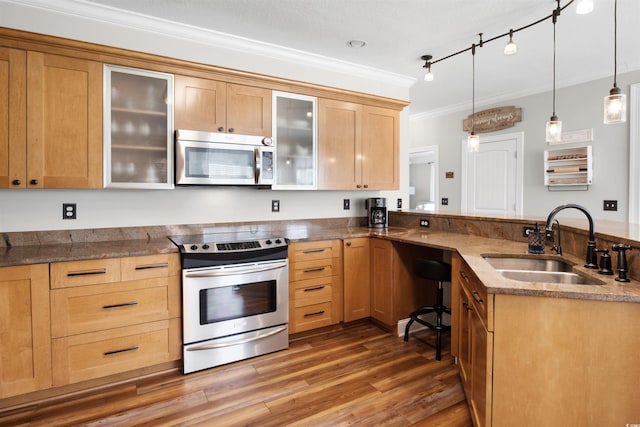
[483, 255, 603, 285]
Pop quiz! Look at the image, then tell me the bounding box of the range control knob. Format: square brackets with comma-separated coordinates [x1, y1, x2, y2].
[202, 244, 210, 250]
[275, 239, 282, 244]
[189, 245, 198, 251]
[265, 239, 272, 245]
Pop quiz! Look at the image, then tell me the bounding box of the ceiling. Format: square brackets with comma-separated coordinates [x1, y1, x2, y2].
[80, 0, 640, 116]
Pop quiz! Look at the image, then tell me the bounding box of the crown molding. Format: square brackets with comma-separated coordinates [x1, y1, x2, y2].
[3, 0, 415, 89]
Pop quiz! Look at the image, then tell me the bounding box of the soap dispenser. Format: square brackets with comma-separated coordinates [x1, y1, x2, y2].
[528, 223, 544, 254]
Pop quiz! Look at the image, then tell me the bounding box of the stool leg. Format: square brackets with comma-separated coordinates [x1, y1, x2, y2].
[404, 315, 414, 341]
[435, 283, 444, 360]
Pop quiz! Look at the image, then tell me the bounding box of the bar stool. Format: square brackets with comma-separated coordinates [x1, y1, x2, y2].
[403, 258, 451, 360]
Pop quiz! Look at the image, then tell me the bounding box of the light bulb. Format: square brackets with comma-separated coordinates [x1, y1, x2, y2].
[504, 30, 517, 55]
[467, 133, 479, 152]
[424, 68, 434, 82]
[576, 0, 594, 14]
[545, 116, 563, 143]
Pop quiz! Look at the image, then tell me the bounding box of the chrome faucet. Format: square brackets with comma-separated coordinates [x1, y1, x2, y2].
[545, 204, 598, 269]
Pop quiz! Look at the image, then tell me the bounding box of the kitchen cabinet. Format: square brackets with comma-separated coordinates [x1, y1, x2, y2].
[0, 264, 51, 398]
[272, 91, 317, 189]
[174, 75, 272, 136]
[370, 238, 394, 325]
[103, 65, 174, 188]
[318, 99, 399, 190]
[288, 240, 343, 333]
[343, 238, 371, 322]
[50, 254, 181, 386]
[453, 253, 492, 427]
[0, 50, 102, 188]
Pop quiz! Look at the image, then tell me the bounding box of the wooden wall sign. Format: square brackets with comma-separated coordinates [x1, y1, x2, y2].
[462, 106, 522, 133]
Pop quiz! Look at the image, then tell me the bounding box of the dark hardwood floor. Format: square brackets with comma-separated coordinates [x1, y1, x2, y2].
[1, 321, 471, 426]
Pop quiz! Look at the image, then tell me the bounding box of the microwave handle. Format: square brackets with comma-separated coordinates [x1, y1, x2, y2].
[254, 147, 261, 184]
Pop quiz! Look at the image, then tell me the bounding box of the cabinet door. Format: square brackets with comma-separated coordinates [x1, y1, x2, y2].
[370, 238, 394, 325]
[226, 83, 271, 136]
[458, 285, 472, 396]
[104, 65, 174, 189]
[343, 238, 370, 322]
[362, 106, 399, 190]
[0, 47, 27, 188]
[174, 75, 226, 132]
[470, 307, 490, 427]
[0, 264, 51, 398]
[26, 52, 102, 188]
[317, 98, 362, 190]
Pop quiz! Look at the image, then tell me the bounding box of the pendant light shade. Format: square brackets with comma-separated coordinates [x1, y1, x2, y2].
[421, 55, 434, 82]
[576, 0, 594, 15]
[604, 0, 626, 124]
[504, 29, 517, 55]
[468, 133, 480, 152]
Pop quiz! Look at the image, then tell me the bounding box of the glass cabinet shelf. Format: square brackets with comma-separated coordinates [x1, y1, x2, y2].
[103, 64, 174, 188]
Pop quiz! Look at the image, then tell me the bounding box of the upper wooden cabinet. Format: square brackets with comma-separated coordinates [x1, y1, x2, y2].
[174, 75, 272, 136]
[317, 99, 399, 190]
[0, 264, 51, 398]
[1, 50, 102, 189]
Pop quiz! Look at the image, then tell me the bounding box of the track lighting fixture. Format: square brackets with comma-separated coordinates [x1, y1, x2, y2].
[604, 0, 626, 124]
[545, 6, 562, 143]
[468, 43, 479, 152]
[504, 29, 517, 55]
[422, 55, 434, 81]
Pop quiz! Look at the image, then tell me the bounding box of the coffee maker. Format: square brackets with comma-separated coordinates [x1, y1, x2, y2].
[366, 197, 388, 228]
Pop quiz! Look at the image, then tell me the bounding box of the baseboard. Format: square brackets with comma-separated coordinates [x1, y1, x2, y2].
[396, 317, 427, 337]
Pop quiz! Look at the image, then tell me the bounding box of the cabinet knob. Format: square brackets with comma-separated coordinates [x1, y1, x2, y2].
[218, 127, 224, 132]
[356, 184, 362, 189]
[346, 241, 352, 247]
[30, 179, 39, 185]
[11, 179, 21, 186]
[363, 184, 369, 189]
[228, 128, 235, 133]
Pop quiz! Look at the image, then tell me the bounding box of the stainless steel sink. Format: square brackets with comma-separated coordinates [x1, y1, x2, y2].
[483, 255, 603, 285]
[483, 256, 574, 272]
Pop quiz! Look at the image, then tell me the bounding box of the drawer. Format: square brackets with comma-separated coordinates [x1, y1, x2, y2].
[51, 275, 181, 337]
[459, 263, 488, 324]
[291, 259, 335, 281]
[52, 318, 181, 386]
[293, 277, 333, 307]
[292, 302, 333, 333]
[51, 258, 120, 289]
[290, 240, 341, 263]
[121, 254, 180, 282]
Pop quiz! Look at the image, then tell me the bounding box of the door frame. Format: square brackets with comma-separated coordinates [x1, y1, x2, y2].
[460, 131, 524, 215]
[409, 145, 439, 211]
[629, 83, 640, 224]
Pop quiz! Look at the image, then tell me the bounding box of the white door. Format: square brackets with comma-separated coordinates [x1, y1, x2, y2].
[461, 132, 523, 215]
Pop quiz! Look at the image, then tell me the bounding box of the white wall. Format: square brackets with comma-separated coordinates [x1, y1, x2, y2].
[0, 1, 411, 232]
[410, 70, 640, 222]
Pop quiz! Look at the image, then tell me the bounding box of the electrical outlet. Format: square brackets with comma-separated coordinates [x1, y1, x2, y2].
[271, 200, 280, 212]
[397, 198, 402, 209]
[62, 203, 77, 220]
[420, 219, 430, 228]
[441, 197, 449, 206]
[343, 199, 350, 210]
[603, 200, 618, 211]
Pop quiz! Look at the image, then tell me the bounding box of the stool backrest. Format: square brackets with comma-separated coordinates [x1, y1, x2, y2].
[413, 259, 451, 282]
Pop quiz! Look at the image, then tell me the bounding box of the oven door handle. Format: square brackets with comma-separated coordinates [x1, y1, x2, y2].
[184, 261, 287, 278]
[186, 326, 287, 351]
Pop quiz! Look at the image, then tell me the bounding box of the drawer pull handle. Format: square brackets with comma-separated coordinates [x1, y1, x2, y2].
[302, 248, 326, 254]
[67, 268, 107, 277]
[103, 301, 138, 309]
[104, 345, 139, 356]
[304, 310, 326, 317]
[304, 285, 326, 292]
[303, 267, 326, 273]
[459, 271, 469, 281]
[472, 291, 484, 304]
[462, 302, 472, 312]
[134, 263, 169, 271]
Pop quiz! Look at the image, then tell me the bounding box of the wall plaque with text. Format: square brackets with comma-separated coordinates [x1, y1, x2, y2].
[463, 106, 522, 133]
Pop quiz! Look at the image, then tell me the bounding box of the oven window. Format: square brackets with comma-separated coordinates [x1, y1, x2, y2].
[199, 280, 277, 324]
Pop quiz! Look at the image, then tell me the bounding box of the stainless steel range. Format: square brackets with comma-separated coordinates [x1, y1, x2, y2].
[169, 232, 289, 374]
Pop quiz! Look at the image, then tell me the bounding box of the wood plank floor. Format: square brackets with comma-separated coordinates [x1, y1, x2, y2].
[1, 321, 471, 426]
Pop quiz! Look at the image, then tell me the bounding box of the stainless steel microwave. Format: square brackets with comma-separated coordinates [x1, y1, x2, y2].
[175, 130, 274, 186]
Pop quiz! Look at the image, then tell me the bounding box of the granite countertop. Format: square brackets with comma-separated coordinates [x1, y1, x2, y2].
[2, 224, 639, 304]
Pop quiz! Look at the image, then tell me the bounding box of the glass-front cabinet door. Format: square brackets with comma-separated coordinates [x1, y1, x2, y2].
[272, 91, 317, 189]
[103, 65, 173, 188]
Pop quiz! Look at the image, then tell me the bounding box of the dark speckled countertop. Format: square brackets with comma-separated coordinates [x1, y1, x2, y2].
[3, 216, 640, 303]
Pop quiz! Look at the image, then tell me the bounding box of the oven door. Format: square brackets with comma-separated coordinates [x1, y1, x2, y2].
[182, 259, 288, 345]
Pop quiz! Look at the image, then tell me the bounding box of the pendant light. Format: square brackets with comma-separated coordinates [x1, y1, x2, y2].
[504, 29, 517, 55]
[576, 0, 594, 15]
[604, 0, 626, 124]
[468, 43, 479, 152]
[421, 55, 434, 81]
[545, 7, 562, 143]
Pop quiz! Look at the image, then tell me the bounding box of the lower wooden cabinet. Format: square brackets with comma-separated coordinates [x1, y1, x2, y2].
[288, 240, 342, 333]
[49, 254, 182, 386]
[343, 238, 370, 322]
[370, 238, 394, 325]
[0, 264, 51, 398]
